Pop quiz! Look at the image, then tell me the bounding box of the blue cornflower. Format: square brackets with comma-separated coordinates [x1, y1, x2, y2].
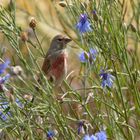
[89, 48, 97, 61]
[47, 130, 55, 139]
[79, 51, 88, 63]
[78, 121, 84, 134]
[83, 131, 107, 140]
[76, 14, 92, 33]
[0, 98, 23, 121]
[15, 98, 24, 108]
[0, 101, 10, 121]
[83, 134, 97, 140]
[0, 60, 10, 74]
[100, 70, 115, 88]
[93, 10, 97, 15]
[79, 48, 97, 63]
[0, 111, 8, 121]
[83, 135, 91, 140]
[95, 131, 107, 140]
[0, 73, 10, 84]
[0, 101, 9, 109]
[90, 135, 97, 140]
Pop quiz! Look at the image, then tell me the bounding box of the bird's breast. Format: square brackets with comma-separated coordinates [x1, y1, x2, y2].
[51, 51, 67, 84]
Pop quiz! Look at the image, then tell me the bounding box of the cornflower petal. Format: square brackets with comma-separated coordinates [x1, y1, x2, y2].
[78, 121, 84, 134]
[0, 111, 8, 121]
[0, 101, 10, 121]
[83, 135, 91, 140]
[90, 135, 97, 140]
[15, 98, 24, 108]
[79, 52, 89, 63]
[76, 14, 92, 33]
[100, 70, 115, 88]
[0, 74, 10, 84]
[83, 131, 107, 140]
[47, 130, 55, 138]
[0, 101, 9, 109]
[95, 131, 107, 140]
[89, 48, 97, 60]
[79, 48, 97, 63]
[0, 60, 10, 74]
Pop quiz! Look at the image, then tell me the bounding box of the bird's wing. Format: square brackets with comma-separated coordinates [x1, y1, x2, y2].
[36, 55, 51, 89]
[41, 55, 51, 75]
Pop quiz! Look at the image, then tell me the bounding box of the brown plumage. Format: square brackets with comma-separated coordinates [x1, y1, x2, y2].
[41, 34, 71, 86]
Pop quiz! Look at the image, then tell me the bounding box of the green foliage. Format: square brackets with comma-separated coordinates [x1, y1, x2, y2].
[0, 0, 140, 140]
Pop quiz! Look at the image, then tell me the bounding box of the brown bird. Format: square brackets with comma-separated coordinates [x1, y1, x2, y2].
[41, 34, 71, 86]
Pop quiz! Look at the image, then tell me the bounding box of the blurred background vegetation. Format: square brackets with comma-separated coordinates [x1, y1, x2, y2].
[0, 0, 139, 65]
[0, 0, 140, 140]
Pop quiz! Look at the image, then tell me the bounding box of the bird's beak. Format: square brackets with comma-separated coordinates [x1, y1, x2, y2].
[63, 37, 72, 44]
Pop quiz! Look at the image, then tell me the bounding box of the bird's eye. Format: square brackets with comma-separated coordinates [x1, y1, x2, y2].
[58, 38, 63, 42]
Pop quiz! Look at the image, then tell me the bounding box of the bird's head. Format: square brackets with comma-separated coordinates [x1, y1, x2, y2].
[49, 34, 72, 53]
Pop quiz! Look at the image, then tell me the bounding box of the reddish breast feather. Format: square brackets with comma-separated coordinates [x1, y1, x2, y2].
[51, 53, 66, 79]
[51, 54, 65, 68]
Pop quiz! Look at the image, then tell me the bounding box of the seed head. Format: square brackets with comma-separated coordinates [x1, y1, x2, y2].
[20, 31, 28, 42]
[10, 66, 23, 76]
[29, 18, 37, 29]
[130, 23, 137, 32]
[59, 1, 67, 7]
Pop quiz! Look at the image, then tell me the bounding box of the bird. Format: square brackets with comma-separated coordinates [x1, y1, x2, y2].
[41, 34, 72, 87]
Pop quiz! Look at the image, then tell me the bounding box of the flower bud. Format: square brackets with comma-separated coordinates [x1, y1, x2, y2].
[29, 18, 36, 29]
[23, 94, 33, 101]
[93, 10, 98, 21]
[10, 66, 23, 76]
[5, 90, 15, 103]
[1, 47, 6, 56]
[0, 84, 8, 92]
[20, 31, 28, 42]
[59, 1, 67, 7]
[130, 23, 137, 32]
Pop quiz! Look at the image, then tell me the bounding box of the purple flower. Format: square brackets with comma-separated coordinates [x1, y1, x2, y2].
[76, 14, 92, 33]
[47, 130, 55, 139]
[83, 134, 97, 140]
[83, 135, 91, 140]
[89, 48, 97, 61]
[90, 135, 97, 140]
[0, 98, 23, 121]
[15, 98, 24, 108]
[79, 51, 87, 63]
[0, 73, 10, 92]
[0, 60, 10, 74]
[0, 74, 10, 84]
[78, 121, 84, 134]
[100, 70, 115, 88]
[0, 111, 8, 121]
[83, 131, 107, 140]
[0, 101, 10, 121]
[0, 59, 11, 90]
[79, 48, 97, 63]
[0, 101, 9, 109]
[95, 131, 107, 140]
[93, 10, 97, 15]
